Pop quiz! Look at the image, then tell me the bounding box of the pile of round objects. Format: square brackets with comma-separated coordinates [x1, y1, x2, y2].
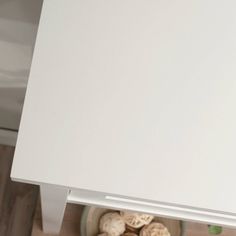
[97, 211, 171, 236]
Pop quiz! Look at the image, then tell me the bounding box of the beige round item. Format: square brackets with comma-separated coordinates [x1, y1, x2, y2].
[140, 222, 171, 236]
[120, 211, 154, 228]
[80, 207, 181, 236]
[99, 212, 126, 236]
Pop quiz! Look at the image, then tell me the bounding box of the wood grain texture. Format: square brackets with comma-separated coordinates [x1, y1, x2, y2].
[0, 145, 39, 236]
[32, 203, 83, 236]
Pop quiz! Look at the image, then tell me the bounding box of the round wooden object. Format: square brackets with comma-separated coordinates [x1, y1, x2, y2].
[80, 207, 182, 236]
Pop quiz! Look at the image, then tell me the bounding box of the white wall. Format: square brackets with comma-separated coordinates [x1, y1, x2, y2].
[0, 0, 42, 132]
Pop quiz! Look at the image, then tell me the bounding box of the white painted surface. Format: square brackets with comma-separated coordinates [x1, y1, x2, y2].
[40, 185, 69, 234]
[68, 189, 236, 228]
[11, 0, 236, 225]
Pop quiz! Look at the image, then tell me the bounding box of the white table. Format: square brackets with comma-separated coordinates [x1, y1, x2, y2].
[11, 0, 236, 234]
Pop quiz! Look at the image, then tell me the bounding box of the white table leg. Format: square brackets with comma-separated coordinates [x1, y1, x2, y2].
[40, 184, 69, 234]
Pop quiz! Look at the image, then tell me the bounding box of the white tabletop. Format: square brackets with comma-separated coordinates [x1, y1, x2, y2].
[12, 0, 236, 216]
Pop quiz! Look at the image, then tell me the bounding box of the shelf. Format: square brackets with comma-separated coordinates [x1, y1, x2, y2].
[68, 189, 236, 228]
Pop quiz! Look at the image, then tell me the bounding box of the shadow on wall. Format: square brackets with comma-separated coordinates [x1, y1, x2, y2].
[0, 0, 43, 131]
[0, 0, 43, 24]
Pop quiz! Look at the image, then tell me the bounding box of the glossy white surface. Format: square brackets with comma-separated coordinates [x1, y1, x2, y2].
[12, 0, 236, 221]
